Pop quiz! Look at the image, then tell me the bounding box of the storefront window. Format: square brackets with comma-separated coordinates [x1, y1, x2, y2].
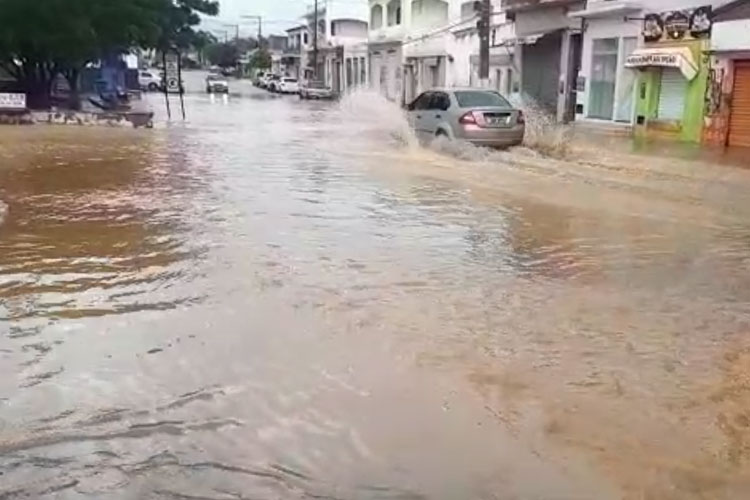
[589, 38, 618, 120]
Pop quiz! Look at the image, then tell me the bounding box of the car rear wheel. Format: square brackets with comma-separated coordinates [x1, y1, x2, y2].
[147, 82, 159, 91]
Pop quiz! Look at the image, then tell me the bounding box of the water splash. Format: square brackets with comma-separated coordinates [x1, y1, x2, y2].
[334, 89, 418, 149]
[510, 94, 572, 159]
[334, 89, 571, 160]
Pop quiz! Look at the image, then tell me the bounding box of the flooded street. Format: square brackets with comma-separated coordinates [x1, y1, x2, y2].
[3, 74, 750, 499]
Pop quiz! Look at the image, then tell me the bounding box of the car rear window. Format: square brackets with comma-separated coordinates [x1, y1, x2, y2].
[454, 91, 511, 108]
[283, 78, 297, 83]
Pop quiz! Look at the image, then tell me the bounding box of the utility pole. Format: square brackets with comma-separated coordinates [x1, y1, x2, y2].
[223, 23, 240, 42]
[475, 0, 491, 87]
[313, 0, 319, 80]
[240, 16, 263, 48]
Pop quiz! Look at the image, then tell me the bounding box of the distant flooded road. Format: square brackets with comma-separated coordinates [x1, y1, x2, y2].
[2, 74, 750, 499]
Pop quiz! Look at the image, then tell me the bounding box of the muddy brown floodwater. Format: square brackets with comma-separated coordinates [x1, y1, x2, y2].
[2, 74, 750, 499]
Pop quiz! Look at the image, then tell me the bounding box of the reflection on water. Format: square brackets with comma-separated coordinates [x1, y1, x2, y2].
[2, 77, 750, 499]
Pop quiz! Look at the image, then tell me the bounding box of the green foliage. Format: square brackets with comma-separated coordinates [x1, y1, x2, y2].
[250, 49, 272, 70]
[0, 0, 219, 108]
[205, 43, 240, 68]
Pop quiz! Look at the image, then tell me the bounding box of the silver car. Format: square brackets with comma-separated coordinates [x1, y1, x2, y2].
[299, 80, 334, 100]
[206, 74, 229, 93]
[406, 88, 525, 148]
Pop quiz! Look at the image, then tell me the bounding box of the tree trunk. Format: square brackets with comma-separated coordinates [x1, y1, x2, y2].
[24, 79, 53, 110]
[64, 69, 82, 110]
[19, 63, 55, 110]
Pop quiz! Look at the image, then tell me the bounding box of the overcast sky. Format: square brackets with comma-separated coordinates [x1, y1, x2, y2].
[202, 0, 368, 38]
[200, 0, 309, 38]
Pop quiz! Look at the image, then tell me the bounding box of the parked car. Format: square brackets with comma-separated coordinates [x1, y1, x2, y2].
[299, 80, 334, 100]
[405, 88, 525, 148]
[266, 74, 282, 92]
[254, 71, 267, 87]
[205, 73, 229, 93]
[277, 78, 300, 94]
[138, 70, 162, 91]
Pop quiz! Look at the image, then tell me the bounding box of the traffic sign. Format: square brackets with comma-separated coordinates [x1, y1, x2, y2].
[164, 53, 181, 94]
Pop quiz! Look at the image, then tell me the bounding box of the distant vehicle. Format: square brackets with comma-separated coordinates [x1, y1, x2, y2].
[220, 67, 235, 77]
[266, 74, 282, 92]
[138, 70, 162, 91]
[299, 80, 334, 100]
[405, 88, 525, 148]
[205, 74, 229, 93]
[277, 78, 299, 94]
[257, 74, 271, 89]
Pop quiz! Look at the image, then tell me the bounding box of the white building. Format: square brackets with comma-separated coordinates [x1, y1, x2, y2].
[368, 0, 408, 100]
[284, 25, 310, 80]
[449, 2, 517, 96]
[569, 1, 641, 128]
[501, 0, 584, 122]
[570, 0, 734, 131]
[322, 18, 370, 93]
[369, 0, 518, 104]
[298, 0, 369, 93]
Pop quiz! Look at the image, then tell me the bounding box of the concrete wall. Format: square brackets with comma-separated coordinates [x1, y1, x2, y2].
[712, 20, 750, 52]
[411, 0, 449, 30]
[333, 19, 368, 38]
[513, 4, 581, 36]
[369, 43, 403, 101]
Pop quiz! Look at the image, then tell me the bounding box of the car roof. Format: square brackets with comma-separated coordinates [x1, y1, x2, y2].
[423, 87, 503, 93]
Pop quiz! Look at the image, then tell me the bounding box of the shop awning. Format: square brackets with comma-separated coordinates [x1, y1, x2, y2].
[568, 1, 642, 19]
[501, 32, 548, 46]
[624, 47, 699, 80]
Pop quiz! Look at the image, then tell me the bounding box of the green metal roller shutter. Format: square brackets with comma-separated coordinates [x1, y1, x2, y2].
[657, 68, 687, 121]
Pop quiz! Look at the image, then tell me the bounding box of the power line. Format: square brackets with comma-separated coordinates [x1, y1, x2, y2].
[401, 14, 478, 46]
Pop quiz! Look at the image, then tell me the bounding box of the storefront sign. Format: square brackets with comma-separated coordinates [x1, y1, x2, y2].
[625, 47, 699, 80]
[643, 14, 664, 43]
[664, 11, 689, 40]
[164, 52, 181, 94]
[642, 6, 712, 43]
[0, 93, 26, 110]
[627, 53, 679, 67]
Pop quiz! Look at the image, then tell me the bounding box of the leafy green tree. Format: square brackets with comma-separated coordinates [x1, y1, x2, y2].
[250, 49, 272, 70]
[205, 43, 240, 69]
[191, 31, 218, 66]
[0, 0, 218, 108]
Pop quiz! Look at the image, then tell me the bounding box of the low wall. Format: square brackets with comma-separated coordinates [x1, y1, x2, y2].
[0, 109, 153, 128]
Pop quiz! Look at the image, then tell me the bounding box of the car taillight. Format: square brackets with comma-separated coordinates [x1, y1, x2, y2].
[459, 111, 477, 125]
[517, 110, 525, 124]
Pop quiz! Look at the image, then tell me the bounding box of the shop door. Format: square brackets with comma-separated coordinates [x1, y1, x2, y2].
[521, 31, 561, 115]
[657, 68, 687, 121]
[588, 38, 618, 120]
[729, 62, 750, 148]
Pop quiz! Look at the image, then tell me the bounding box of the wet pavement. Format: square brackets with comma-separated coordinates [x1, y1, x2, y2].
[2, 73, 750, 499]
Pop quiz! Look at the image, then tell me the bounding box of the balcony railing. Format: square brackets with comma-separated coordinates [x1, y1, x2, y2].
[283, 46, 303, 56]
